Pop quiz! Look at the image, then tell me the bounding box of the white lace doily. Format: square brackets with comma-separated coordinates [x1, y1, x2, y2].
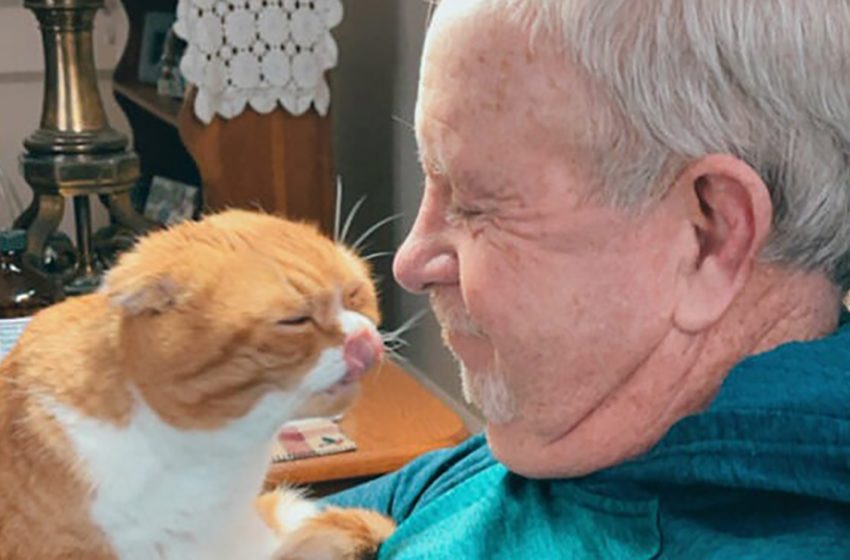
[174, 0, 343, 124]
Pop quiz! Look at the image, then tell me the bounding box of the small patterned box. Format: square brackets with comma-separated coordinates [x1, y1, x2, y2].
[272, 417, 357, 462]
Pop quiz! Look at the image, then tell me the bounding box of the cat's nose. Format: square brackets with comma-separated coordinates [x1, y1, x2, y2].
[342, 328, 384, 382]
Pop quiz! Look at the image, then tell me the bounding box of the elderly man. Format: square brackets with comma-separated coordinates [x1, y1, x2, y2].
[329, 0, 850, 557]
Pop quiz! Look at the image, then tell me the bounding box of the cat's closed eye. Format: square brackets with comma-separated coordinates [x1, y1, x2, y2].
[276, 315, 312, 327]
[344, 285, 366, 309]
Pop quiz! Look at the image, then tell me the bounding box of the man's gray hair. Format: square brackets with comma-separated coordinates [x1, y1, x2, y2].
[497, 0, 850, 287]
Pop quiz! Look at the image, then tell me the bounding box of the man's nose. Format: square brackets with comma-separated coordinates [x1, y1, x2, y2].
[393, 206, 459, 294]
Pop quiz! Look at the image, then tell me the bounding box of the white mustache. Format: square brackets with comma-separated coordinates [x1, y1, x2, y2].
[429, 292, 484, 336]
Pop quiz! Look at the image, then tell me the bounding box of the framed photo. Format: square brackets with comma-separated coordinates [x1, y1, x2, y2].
[138, 12, 176, 85]
[157, 29, 188, 99]
[144, 176, 199, 226]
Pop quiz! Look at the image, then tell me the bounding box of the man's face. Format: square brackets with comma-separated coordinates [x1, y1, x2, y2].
[394, 1, 687, 475]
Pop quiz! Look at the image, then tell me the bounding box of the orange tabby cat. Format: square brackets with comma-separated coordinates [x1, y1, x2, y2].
[0, 210, 395, 559]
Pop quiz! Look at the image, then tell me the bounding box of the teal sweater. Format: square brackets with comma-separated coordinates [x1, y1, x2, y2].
[328, 322, 850, 558]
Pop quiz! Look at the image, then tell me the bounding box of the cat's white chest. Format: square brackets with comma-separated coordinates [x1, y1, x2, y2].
[46, 392, 297, 560]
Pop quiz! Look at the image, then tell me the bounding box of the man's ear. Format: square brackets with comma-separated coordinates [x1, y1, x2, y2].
[101, 253, 184, 316]
[672, 154, 773, 332]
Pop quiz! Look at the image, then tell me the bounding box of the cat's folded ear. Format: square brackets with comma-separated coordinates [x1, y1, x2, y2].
[101, 253, 184, 315]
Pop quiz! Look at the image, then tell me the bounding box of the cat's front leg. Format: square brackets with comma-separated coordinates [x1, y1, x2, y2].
[257, 487, 396, 560]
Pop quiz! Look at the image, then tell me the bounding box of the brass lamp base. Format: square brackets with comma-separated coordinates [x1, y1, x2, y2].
[16, 0, 153, 293]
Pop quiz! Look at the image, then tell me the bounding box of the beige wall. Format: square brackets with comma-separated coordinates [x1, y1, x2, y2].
[0, 0, 130, 233]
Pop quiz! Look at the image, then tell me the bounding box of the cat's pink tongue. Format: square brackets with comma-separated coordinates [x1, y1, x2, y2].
[342, 328, 384, 383]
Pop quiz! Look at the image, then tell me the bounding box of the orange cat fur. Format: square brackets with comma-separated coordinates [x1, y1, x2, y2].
[0, 210, 395, 559]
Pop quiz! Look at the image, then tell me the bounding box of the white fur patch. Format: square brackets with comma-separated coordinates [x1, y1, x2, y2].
[300, 347, 347, 393]
[338, 310, 373, 335]
[273, 488, 321, 532]
[45, 392, 296, 560]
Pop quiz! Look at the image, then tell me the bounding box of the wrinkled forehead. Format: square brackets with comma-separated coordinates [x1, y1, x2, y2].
[416, 1, 597, 178]
[419, 1, 531, 117]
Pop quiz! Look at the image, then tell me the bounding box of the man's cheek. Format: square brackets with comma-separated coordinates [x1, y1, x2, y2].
[462, 285, 501, 334]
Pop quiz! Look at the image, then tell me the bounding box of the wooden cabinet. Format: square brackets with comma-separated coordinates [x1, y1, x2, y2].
[113, 0, 335, 233]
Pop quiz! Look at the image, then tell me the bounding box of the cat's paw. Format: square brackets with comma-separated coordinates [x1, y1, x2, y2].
[271, 506, 396, 560]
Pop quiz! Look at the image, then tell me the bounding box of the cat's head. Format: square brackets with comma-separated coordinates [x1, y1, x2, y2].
[101, 210, 383, 429]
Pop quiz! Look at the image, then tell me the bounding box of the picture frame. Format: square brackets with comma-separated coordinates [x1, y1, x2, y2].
[143, 176, 200, 226]
[138, 12, 176, 85]
[157, 28, 188, 99]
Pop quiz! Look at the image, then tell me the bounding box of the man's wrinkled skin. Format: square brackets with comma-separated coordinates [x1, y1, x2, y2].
[392, 0, 841, 478]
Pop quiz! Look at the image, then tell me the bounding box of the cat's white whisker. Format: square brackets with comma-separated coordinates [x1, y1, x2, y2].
[340, 195, 367, 245]
[333, 176, 344, 242]
[392, 339, 411, 349]
[391, 114, 414, 132]
[380, 331, 411, 346]
[382, 342, 408, 356]
[382, 339, 410, 352]
[383, 327, 413, 343]
[363, 251, 395, 262]
[379, 310, 427, 362]
[351, 213, 403, 253]
[381, 332, 409, 344]
[383, 309, 427, 341]
[355, 241, 376, 256]
[424, 0, 438, 29]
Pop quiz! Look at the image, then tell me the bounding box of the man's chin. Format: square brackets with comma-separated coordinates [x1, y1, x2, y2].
[459, 363, 519, 425]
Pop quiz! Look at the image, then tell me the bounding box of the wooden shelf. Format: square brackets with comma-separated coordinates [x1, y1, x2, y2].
[114, 80, 182, 128]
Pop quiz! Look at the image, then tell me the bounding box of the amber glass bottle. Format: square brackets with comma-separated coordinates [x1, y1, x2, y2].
[0, 230, 63, 360]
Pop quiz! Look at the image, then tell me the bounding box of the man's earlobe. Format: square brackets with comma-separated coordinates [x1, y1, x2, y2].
[672, 155, 773, 332]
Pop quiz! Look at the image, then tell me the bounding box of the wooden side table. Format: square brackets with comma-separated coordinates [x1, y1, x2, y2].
[266, 361, 470, 494]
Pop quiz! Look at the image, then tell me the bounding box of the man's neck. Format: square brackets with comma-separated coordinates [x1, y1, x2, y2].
[724, 266, 841, 358]
[521, 265, 841, 478]
[665, 265, 840, 419]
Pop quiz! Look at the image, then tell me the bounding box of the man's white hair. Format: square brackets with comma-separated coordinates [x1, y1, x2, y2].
[490, 0, 850, 287]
